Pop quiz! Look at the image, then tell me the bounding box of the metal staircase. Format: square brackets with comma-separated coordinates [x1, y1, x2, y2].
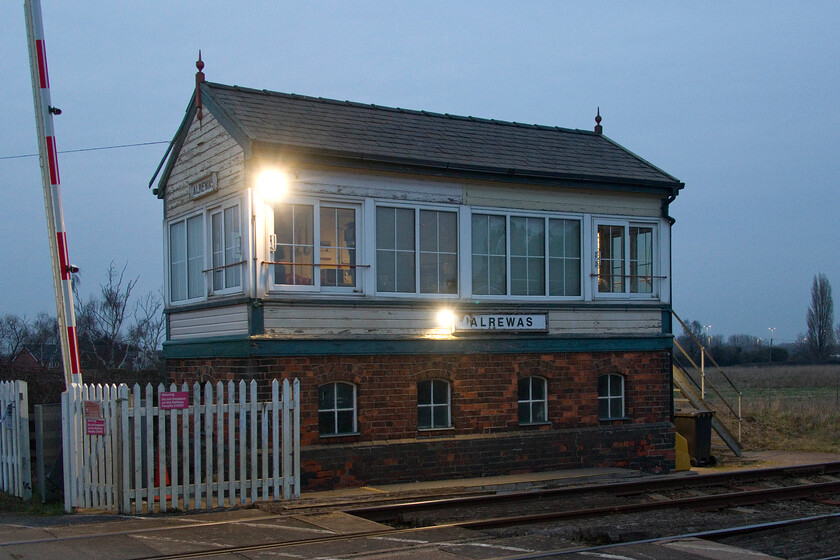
[672, 312, 743, 457]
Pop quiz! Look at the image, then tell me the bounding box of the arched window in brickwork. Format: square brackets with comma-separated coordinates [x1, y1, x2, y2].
[598, 373, 625, 420]
[318, 382, 357, 436]
[417, 379, 450, 429]
[518, 376, 547, 425]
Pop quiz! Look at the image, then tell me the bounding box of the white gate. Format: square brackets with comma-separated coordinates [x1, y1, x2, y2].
[0, 380, 32, 500]
[61, 378, 300, 514]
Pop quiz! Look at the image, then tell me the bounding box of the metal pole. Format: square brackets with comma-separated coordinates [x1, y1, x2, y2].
[24, 0, 82, 387]
[700, 348, 705, 400]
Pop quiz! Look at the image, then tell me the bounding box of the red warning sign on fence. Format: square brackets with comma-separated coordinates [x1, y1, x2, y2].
[86, 418, 105, 435]
[160, 391, 189, 410]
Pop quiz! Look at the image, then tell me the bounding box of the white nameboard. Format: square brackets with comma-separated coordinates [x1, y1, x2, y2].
[189, 173, 218, 199]
[454, 313, 547, 333]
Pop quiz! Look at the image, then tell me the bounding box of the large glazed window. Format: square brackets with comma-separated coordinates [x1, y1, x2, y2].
[376, 206, 458, 295]
[318, 382, 357, 436]
[472, 213, 581, 297]
[273, 201, 358, 290]
[210, 204, 242, 293]
[596, 221, 656, 296]
[417, 379, 451, 429]
[169, 214, 204, 302]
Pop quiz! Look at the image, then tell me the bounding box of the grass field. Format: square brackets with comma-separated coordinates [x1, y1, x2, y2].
[699, 364, 840, 453]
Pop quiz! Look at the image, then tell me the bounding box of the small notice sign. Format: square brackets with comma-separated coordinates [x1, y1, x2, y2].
[84, 400, 102, 419]
[86, 418, 106, 436]
[160, 391, 189, 410]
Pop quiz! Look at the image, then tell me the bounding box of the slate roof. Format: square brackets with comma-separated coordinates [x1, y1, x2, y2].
[159, 82, 683, 193]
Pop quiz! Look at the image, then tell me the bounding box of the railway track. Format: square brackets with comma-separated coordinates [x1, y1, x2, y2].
[3, 462, 839, 559]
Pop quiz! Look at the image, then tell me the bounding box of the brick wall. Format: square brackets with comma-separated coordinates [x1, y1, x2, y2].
[168, 349, 675, 489]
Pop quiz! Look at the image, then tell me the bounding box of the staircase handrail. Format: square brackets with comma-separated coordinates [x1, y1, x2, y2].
[672, 339, 740, 419]
[671, 311, 743, 397]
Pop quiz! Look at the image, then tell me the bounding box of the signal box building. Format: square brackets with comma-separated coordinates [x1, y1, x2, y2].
[154, 65, 684, 490]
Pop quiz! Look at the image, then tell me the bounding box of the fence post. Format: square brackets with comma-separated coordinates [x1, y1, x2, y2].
[281, 379, 291, 500]
[16, 381, 32, 501]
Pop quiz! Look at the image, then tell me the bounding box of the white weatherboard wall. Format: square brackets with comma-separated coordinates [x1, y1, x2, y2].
[61, 379, 299, 514]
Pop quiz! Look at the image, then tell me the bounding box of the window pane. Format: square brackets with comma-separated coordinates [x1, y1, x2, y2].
[377, 250, 396, 292]
[418, 381, 432, 405]
[396, 208, 415, 251]
[376, 207, 395, 250]
[488, 216, 506, 255]
[630, 226, 653, 294]
[335, 383, 354, 408]
[598, 224, 624, 293]
[488, 256, 506, 294]
[440, 253, 458, 294]
[432, 380, 449, 404]
[169, 221, 186, 302]
[318, 384, 334, 409]
[224, 206, 241, 288]
[610, 398, 623, 418]
[518, 378, 529, 401]
[187, 215, 204, 299]
[471, 214, 488, 254]
[610, 374, 623, 395]
[598, 399, 609, 419]
[212, 212, 223, 290]
[532, 378, 545, 399]
[396, 251, 416, 292]
[528, 257, 545, 295]
[510, 256, 527, 295]
[419, 252, 437, 293]
[337, 410, 355, 434]
[472, 255, 488, 294]
[318, 411, 335, 435]
[510, 217, 526, 255]
[518, 401, 530, 424]
[532, 402, 546, 423]
[433, 405, 449, 428]
[565, 259, 581, 296]
[418, 407, 431, 429]
[439, 212, 457, 253]
[597, 375, 608, 396]
[527, 218, 545, 256]
[419, 210, 437, 252]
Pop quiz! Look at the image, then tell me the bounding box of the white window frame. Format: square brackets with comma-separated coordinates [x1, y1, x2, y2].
[468, 209, 584, 300]
[167, 212, 205, 305]
[417, 379, 451, 430]
[270, 197, 361, 294]
[593, 218, 659, 299]
[518, 376, 548, 425]
[318, 382, 358, 436]
[598, 373, 625, 420]
[374, 203, 460, 298]
[208, 200, 244, 296]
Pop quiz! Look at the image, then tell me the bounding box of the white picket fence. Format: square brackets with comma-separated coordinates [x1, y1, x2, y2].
[61, 378, 300, 514]
[0, 381, 31, 500]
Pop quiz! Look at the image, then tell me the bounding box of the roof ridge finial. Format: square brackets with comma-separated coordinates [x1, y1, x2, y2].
[195, 51, 205, 123]
[594, 107, 602, 135]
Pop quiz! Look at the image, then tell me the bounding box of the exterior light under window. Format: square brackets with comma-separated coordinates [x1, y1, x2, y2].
[255, 169, 290, 202]
[437, 309, 455, 329]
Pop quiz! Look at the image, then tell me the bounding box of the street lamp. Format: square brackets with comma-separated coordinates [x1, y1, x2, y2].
[704, 325, 712, 347]
[768, 327, 776, 362]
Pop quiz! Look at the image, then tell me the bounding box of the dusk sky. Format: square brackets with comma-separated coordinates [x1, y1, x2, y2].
[2, 2, 839, 345]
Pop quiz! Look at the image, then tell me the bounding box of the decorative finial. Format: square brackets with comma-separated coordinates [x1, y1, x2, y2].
[195, 51, 205, 123]
[594, 107, 602, 135]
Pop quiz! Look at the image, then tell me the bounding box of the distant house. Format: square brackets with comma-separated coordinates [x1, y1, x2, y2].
[153, 60, 684, 489]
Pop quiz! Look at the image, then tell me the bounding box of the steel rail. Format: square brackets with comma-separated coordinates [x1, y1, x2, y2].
[128, 478, 840, 559]
[348, 461, 840, 522]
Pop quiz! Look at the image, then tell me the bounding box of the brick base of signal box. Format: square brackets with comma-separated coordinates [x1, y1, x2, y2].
[167, 349, 676, 491]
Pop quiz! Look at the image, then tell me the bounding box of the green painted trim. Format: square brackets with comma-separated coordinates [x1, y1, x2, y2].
[163, 334, 674, 359]
[661, 309, 673, 335]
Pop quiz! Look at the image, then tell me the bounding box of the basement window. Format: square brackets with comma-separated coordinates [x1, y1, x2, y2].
[598, 374, 625, 420]
[318, 382, 357, 436]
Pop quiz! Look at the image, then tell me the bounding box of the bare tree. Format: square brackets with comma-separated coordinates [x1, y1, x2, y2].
[128, 289, 165, 370]
[0, 314, 31, 359]
[28, 313, 60, 367]
[806, 273, 836, 362]
[76, 262, 138, 370]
